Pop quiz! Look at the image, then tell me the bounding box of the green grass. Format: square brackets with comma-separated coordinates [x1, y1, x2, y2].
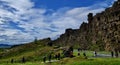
[0, 62, 40, 65]
[0, 38, 53, 62]
[1, 48, 118, 65]
[74, 50, 94, 57]
[0, 46, 54, 62]
[0, 57, 120, 65]
[0, 42, 119, 65]
[67, 58, 120, 65]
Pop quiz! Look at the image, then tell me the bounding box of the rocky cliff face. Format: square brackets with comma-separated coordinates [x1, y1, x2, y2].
[53, 0, 120, 51]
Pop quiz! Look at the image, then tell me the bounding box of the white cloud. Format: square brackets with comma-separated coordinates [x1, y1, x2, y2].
[0, 38, 4, 41]
[1, 0, 34, 11]
[0, 0, 115, 44]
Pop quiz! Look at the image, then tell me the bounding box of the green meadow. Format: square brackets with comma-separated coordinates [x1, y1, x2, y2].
[0, 57, 120, 65]
[0, 39, 119, 65]
[0, 49, 120, 65]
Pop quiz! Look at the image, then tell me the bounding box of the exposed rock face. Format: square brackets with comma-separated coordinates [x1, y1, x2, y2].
[53, 0, 120, 51]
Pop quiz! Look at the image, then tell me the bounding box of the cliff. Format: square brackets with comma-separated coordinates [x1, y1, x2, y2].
[53, 0, 120, 51]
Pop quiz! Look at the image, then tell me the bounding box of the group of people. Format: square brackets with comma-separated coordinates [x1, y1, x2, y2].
[43, 53, 61, 63]
[111, 51, 119, 58]
[62, 46, 74, 57]
[77, 48, 87, 59]
[11, 47, 119, 63]
[77, 49, 119, 58]
[11, 57, 26, 63]
[93, 51, 119, 58]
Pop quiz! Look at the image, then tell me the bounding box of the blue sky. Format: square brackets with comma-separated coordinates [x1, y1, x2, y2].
[0, 0, 116, 45]
[32, 0, 99, 9]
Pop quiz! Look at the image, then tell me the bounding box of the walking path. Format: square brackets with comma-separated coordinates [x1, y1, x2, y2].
[93, 54, 111, 58]
[41, 60, 59, 63]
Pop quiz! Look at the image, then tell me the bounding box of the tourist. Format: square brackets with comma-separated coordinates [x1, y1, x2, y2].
[11, 59, 14, 63]
[54, 54, 58, 60]
[57, 53, 61, 60]
[78, 52, 80, 56]
[83, 51, 87, 59]
[48, 54, 52, 62]
[22, 57, 25, 63]
[94, 51, 97, 57]
[111, 51, 114, 57]
[43, 56, 46, 63]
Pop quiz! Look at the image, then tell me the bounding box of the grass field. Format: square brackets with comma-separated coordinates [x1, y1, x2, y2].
[0, 57, 120, 65]
[0, 50, 120, 65]
[0, 41, 119, 65]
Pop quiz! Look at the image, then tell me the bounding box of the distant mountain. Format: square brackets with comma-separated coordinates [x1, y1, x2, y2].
[0, 44, 12, 48]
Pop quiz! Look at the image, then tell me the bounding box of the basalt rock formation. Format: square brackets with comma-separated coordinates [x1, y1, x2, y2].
[53, 0, 120, 51]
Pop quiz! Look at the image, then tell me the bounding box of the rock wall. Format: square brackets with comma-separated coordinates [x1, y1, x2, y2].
[53, 0, 120, 51]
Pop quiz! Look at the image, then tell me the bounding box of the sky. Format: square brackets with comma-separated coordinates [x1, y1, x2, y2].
[0, 0, 116, 45]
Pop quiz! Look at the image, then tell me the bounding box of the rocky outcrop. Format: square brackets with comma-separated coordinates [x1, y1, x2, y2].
[53, 0, 120, 51]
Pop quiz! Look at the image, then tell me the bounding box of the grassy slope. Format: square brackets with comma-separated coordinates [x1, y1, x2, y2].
[0, 38, 53, 62]
[0, 39, 120, 65]
[0, 57, 120, 65]
[0, 48, 120, 65]
[62, 57, 120, 65]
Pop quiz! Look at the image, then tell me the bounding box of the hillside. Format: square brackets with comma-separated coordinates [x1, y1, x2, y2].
[53, 0, 120, 52]
[0, 0, 119, 64]
[0, 38, 52, 62]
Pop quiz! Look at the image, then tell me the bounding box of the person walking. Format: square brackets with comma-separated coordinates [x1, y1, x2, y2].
[48, 54, 52, 62]
[43, 56, 46, 63]
[111, 51, 114, 57]
[11, 59, 14, 63]
[57, 53, 61, 60]
[94, 51, 97, 57]
[83, 51, 87, 59]
[22, 57, 26, 63]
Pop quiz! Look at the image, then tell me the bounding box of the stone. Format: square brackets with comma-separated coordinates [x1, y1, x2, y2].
[52, 1, 120, 51]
